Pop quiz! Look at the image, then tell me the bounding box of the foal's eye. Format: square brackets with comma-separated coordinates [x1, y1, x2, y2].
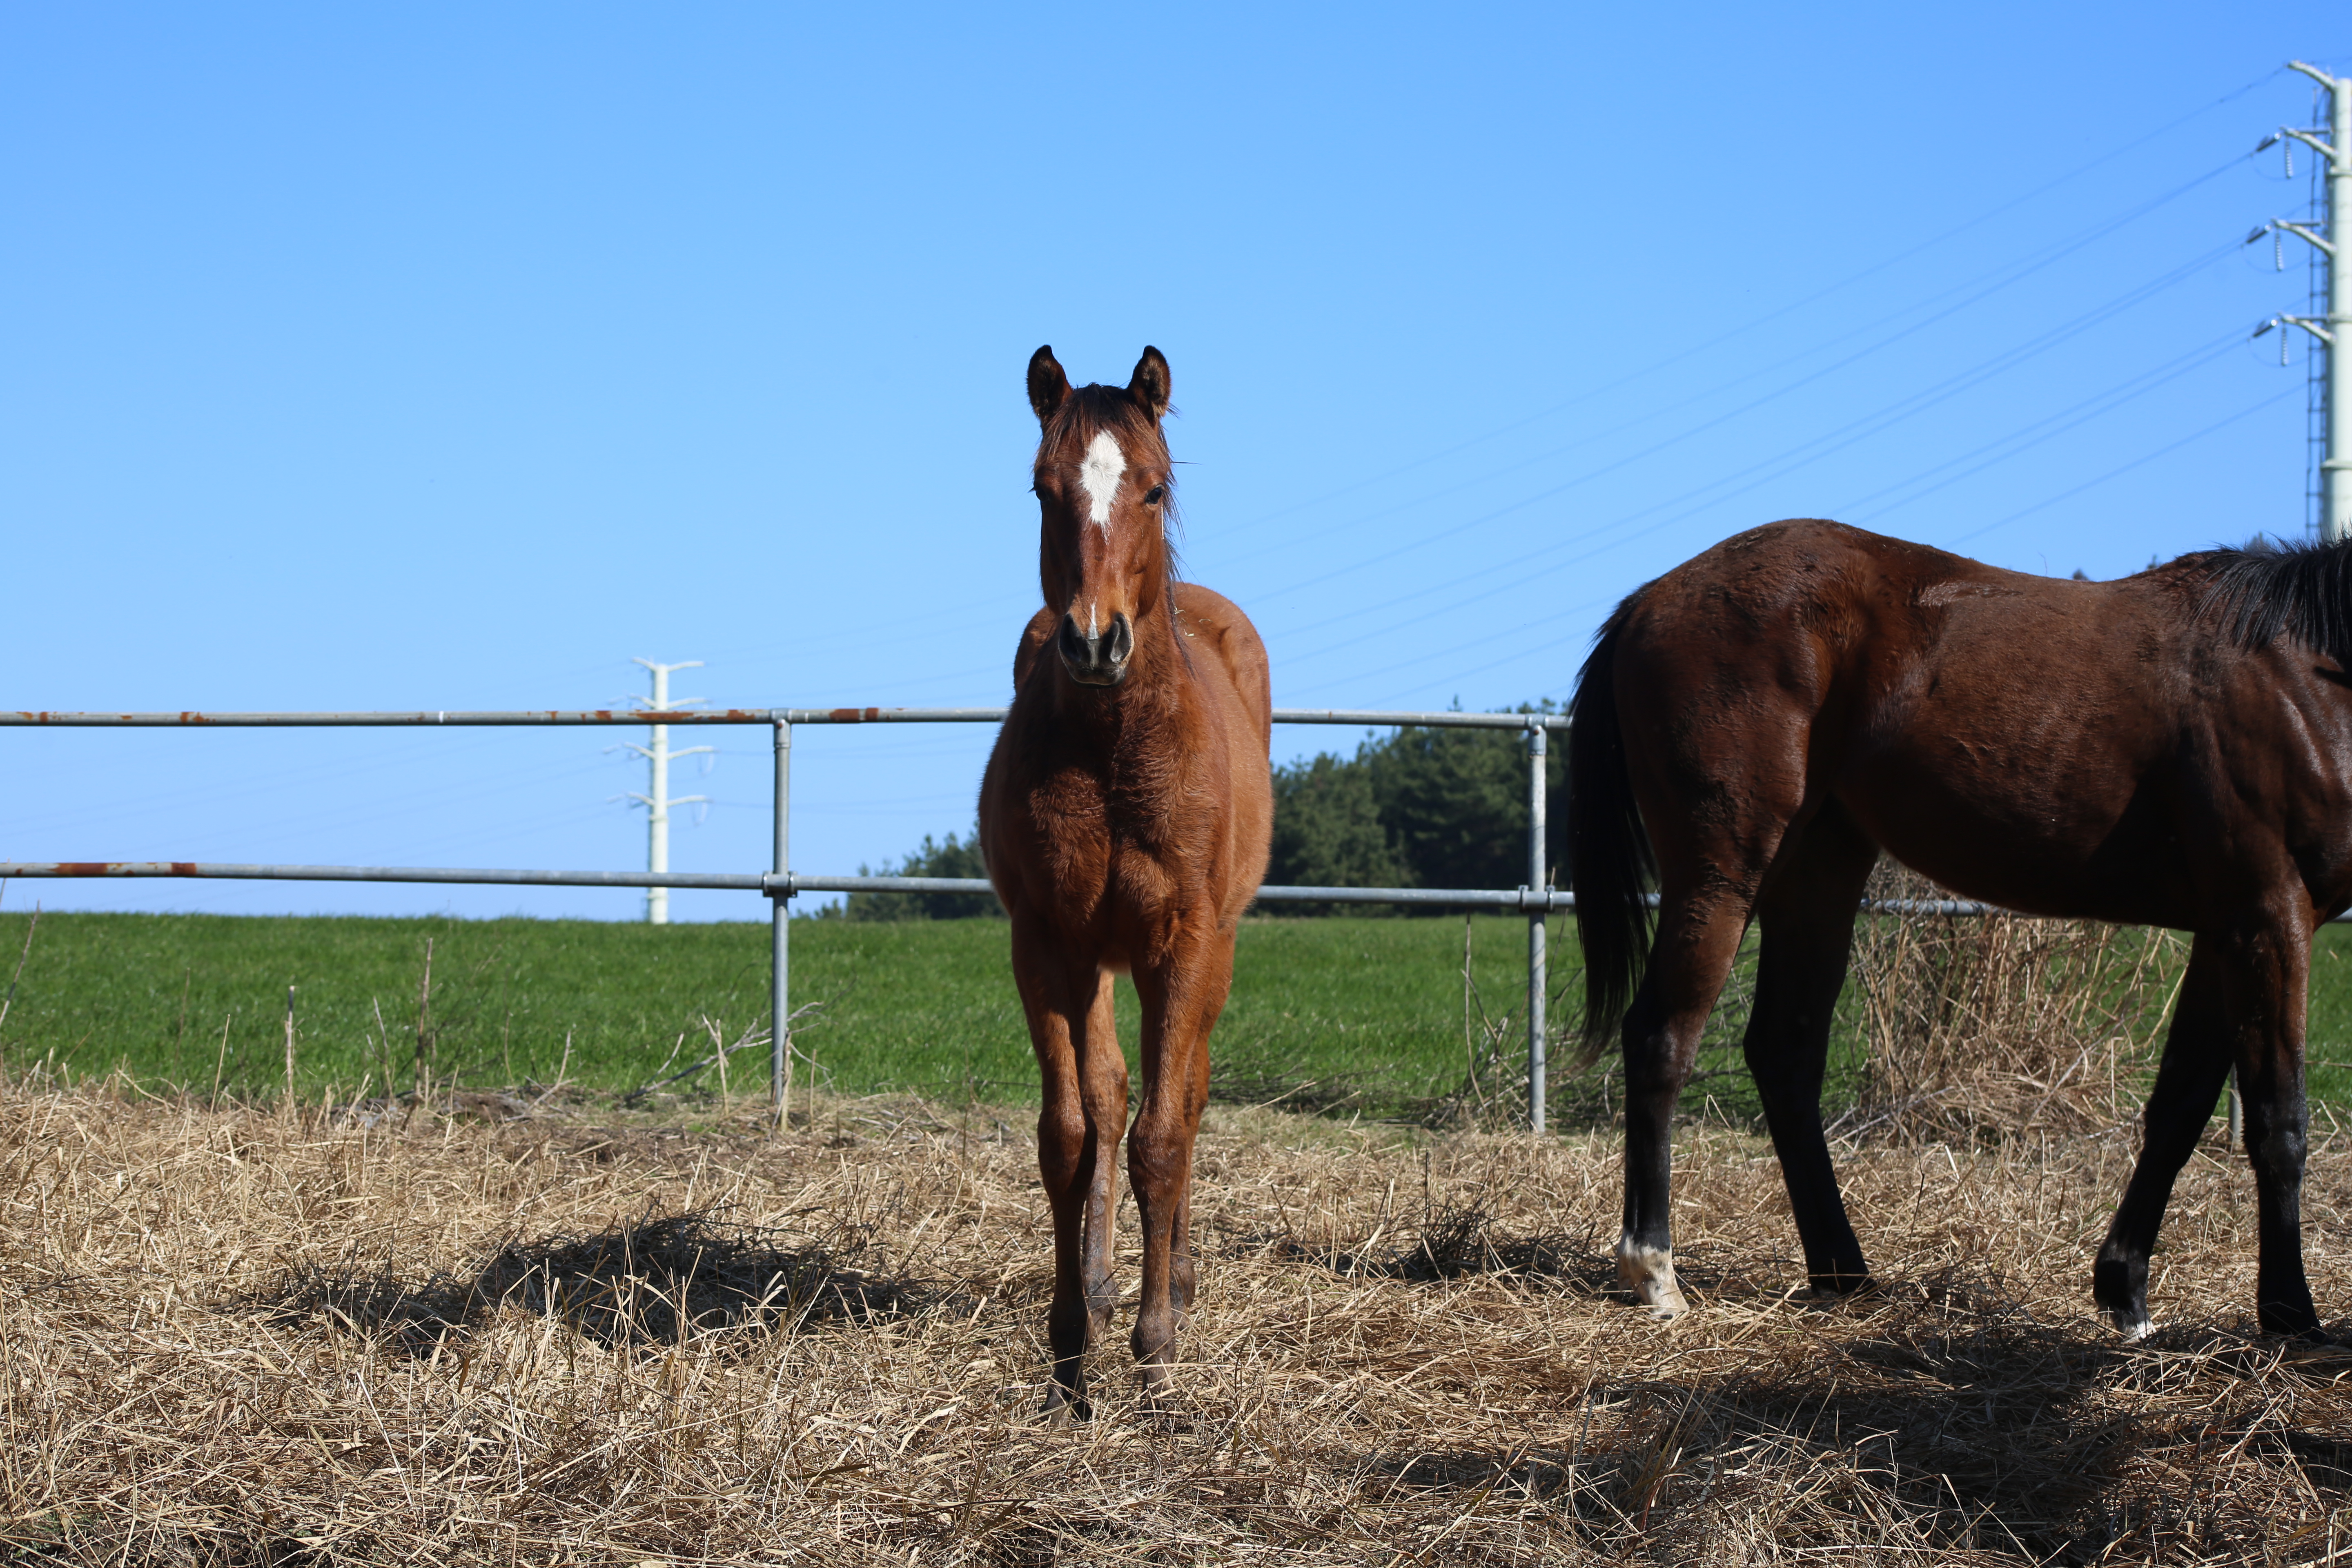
[1144, 485, 1167, 505]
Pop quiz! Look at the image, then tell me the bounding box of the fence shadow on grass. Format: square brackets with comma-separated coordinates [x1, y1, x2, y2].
[253, 1207, 951, 1353]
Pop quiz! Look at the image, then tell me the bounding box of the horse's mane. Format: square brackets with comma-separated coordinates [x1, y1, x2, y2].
[1034, 383, 1184, 572]
[2187, 535, 2352, 667]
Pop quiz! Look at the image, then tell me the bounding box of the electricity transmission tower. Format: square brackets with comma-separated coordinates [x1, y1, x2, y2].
[2254, 61, 2348, 542]
[623, 658, 710, 925]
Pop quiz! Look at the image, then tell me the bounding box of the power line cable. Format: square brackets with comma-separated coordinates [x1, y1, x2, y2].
[1337, 384, 2305, 708]
[1942, 386, 2300, 548]
[1198, 72, 2281, 549]
[1265, 238, 2243, 657]
[1234, 206, 2248, 612]
[659, 82, 2289, 712]
[682, 97, 2281, 706]
[1835, 333, 2246, 521]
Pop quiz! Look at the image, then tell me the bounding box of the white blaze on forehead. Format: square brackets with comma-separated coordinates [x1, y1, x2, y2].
[1077, 430, 1125, 529]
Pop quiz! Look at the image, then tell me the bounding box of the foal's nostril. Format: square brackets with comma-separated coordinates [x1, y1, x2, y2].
[1058, 615, 1089, 665]
[1107, 613, 1134, 666]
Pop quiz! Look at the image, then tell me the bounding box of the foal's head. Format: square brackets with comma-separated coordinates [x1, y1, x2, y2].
[1025, 345, 1175, 688]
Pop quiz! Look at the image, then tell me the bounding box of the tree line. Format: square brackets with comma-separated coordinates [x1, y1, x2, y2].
[825, 704, 1565, 921]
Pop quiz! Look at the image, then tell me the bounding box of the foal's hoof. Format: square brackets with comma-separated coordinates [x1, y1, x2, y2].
[2100, 1304, 2156, 1344]
[1614, 1241, 1688, 1321]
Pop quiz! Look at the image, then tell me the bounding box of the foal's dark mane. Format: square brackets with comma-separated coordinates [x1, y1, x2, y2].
[2185, 535, 2352, 668]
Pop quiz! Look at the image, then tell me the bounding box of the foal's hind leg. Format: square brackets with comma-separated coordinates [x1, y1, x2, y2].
[2094, 935, 2232, 1341]
[1743, 805, 1877, 1298]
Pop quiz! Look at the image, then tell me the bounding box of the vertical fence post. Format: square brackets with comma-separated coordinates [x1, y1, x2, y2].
[771, 716, 792, 1125]
[1528, 721, 1548, 1135]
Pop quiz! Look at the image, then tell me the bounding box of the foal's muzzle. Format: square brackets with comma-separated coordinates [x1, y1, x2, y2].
[1057, 611, 1134, 686]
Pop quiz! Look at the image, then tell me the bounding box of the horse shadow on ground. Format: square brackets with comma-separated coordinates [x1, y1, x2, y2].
[1358, 1288, 2352, 1564]
[1256, 1191, 1773, 1303]
[1267, 1196, 2352, 1559]
[249, 1207, 955, 1353]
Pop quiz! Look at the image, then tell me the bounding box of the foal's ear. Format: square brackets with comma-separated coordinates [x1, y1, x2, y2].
[1027, 346, 1071, 426]
[1127, 346, 1171, 421]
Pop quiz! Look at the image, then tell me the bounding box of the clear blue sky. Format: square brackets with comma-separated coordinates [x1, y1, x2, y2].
[2, 5, 2344, 920]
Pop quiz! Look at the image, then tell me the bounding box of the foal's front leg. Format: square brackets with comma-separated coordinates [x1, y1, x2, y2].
[1129, 932, 1231, 1401]
[1074, 969, 1127, 1344]
[1013, 929, 1126, 1417]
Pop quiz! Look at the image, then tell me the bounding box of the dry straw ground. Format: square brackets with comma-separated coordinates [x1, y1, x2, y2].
[3, 1070, 2349, 1566]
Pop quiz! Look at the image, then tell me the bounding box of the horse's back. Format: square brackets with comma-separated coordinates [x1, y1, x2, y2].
[1619, 518, 2173, 740]
[1608, 518, 2256, 922]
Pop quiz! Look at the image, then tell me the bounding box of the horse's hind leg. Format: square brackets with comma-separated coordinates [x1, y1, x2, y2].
[1744, 804, 1876, 1298]
[1619, 879, 1764, 1319]
[2094, 935, 2232, 1340]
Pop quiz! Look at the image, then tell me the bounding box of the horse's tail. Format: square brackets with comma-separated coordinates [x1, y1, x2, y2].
[1567, 596, 1656, 1068]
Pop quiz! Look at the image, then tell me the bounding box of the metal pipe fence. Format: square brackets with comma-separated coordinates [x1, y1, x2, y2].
[0, 705, 1573, 1126]
[3, 704, 2300, 1129]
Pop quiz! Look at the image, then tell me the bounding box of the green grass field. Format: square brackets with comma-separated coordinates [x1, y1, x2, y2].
[0, 910, 2345, 1116]
[0, 911, 1557, 1115]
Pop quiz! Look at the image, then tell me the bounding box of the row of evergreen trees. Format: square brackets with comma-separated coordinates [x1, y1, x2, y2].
[829, 705, 1566, 920]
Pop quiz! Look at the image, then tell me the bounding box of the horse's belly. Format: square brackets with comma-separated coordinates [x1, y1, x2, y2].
[1839, 740, 2189, 924]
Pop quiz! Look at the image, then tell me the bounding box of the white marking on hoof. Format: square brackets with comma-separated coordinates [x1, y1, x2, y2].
[1615, 1238, 1688, 1320]
[2105, 1309, 2154, 1344]
[1078, 431, 1125, 529]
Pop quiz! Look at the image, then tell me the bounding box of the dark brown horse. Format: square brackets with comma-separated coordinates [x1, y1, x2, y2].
[1570, 518, 2348, 1341]
[979, 346, 1273, 1415]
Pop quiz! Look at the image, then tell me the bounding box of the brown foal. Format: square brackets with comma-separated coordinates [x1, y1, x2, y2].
[978, 346, 1273, 1416]
[1571, 518, 2349, 1342]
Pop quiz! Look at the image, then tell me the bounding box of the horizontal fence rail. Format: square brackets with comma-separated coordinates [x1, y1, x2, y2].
[9, 700, 2307, 1129]
[0, 862, 1580, 908]
[0, 867, 2218, 927]
[0, 704, 1573, 1127]
[0, 707, 1574, 730]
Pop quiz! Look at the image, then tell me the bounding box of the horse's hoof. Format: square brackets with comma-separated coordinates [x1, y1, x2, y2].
[2102, 1308, 2155, 1344]
[1615, 1240, 1688, 1320]
[1135, 1374, 1195, 1429]
[2278, 1326, 2350, 1361]
[1140, 1398, 1195, 1432]
[1802, 1274, 1881, 1307]
[1040, 1387, 1093, 1425]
